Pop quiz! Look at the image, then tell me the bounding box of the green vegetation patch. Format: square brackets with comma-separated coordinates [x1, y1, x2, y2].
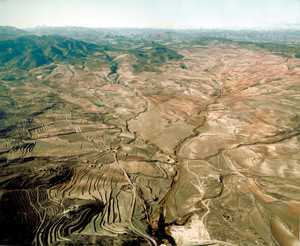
[193, 37, 232, 46]
[0, 35, 101, 70]
[238, 41, 300, 59]
[131, 43, 183, 72]
[94, 100, 105, 107]
[104, 54, 119, 75]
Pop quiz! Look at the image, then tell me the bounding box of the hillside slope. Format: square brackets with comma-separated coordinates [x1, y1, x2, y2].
[0, 35, 100, 70]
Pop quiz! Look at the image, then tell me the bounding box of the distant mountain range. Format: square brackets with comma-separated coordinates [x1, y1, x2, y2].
[0, 26, 29, 41]
[0, 26, 184, 72]
[0, 31, 100, 70]
[1, 25, 300, 72]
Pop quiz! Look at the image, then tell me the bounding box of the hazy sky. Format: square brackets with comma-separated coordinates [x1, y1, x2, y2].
[0, 0, 300, 29]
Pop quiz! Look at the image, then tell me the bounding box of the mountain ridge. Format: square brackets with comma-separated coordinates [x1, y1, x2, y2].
[0, 34, 101, 70]
[0, 26, 29, 40]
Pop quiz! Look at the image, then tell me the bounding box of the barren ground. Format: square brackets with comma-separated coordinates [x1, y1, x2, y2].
[1, 43, 300, 245]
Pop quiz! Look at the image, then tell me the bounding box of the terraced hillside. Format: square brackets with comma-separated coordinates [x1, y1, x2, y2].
[0, 32, 300, 246]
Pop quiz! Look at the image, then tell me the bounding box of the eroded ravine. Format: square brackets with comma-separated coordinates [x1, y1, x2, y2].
[1, 43, 300, 245]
